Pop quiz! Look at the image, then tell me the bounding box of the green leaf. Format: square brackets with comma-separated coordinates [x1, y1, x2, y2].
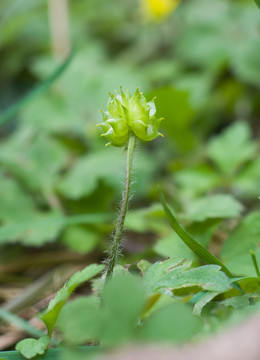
[58, 150, 124, 199]
[146, 87, 195, 151]
[154, 233, 196, 262]
[59, 150, 154, 201]
[187, 220, 219, 250]
[23, 44, 149, 140]
[61, 274, 146, 347]
[16, 335, 50, 359]
[155, 265, 231, 293]
[41, 264, 104, 336]
[0, 131, 68, 192]
[144, 258, 192, 293]
[228, 7, 260, 86]
[57, 297, 101, 345]
[91, 265, 128, 297]
[59, 347, 99, 360]
[140, 303, 201, 343]
[184, 194, 243, 222]
[234, 158, 260, 198]
[174, 72, 213, 109]
[20, 94, 75, 134]
[232, 277, 260, 294]
[0, 213, 109, 246]
[193, 291, 220, 316]
[100, 274, 146, 346]
[125, 204, 165, 233]
[136, 260, 153, 276]
[175, 0, 229, 71]
[61, 226, 99, 254]
[0, 212, 63, 246]
[255, 0, 260, 9]
[0, 174, 36, 223]
[220, 295, 253, 311]
[207, 121, 257, 175]
[174, 166, 219, 197]
[159, 189, 233, 278]
[221, 212, 260, 276]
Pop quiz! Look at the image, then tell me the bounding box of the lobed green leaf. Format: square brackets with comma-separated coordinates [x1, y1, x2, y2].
[16, 336, 50, 360]
[41, 264, 104, 336]
[155, 265, 231, 293]
[185, 194, 243, 222]
[144, 258, 192, 293]
[139, 303, 201, 343]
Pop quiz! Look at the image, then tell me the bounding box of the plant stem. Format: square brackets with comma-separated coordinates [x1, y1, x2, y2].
[250, 250, 260, 277]
[48, 0, 71, 60]
[105, 134, 136, 280]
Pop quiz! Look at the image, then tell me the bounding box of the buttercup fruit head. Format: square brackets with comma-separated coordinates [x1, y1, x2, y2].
[98, 87, 163, 147]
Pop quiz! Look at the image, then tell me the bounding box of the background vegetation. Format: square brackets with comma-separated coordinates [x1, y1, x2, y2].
[0, 0, 260, 357]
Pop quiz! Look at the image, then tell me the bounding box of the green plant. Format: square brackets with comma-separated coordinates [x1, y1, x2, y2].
[98, 87, 163, 279]
[5, 86, 258, 360]
[1, 1, 260, 358]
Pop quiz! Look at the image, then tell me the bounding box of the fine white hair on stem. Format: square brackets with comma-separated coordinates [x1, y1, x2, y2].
[105, 134, 137, 281]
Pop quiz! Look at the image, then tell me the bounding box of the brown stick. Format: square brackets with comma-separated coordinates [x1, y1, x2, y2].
[2, 265, 81, 313]
[0, 331, 23, 350]
[48, 0, 70, 60]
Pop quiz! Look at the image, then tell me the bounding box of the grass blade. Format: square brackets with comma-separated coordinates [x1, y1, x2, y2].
[0, 308, 44, 338]
[159, 188, 233, 277]
[250, 250, 260, 277]
[0, 347, 97, 360]
[0, 52, 74, 127]
[0, 348, 59, 360]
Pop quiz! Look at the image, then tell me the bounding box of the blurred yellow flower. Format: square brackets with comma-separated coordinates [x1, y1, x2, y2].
[143, 0, 180, 20]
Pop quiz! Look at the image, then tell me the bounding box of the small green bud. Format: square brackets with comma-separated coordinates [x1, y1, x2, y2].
[98, 87, 163, 147]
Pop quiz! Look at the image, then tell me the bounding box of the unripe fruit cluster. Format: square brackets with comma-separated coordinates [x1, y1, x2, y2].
[98, 87, 163, 147]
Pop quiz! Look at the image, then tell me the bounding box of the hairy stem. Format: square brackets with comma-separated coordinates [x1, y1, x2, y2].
[106, 134, 136, 280]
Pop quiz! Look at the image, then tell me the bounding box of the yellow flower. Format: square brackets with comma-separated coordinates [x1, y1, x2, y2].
[143, 0, 180, 20]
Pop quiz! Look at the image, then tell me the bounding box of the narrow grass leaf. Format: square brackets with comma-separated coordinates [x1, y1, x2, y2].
[0, 52, 74, 127]
[0, 308, 44, 338]
[159, 189, 243, 293]
[0, 348, 61, 360]
[159, 189, 233, 277]
[250, 250, 260, 277]
[0, 347, 96, 360]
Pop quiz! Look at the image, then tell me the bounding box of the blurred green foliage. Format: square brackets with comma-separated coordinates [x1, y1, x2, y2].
[14, 259, 260, 358]
[0, 0, 260, 356]
[0, 0, 259, 257]
[0, 0, 260, 275]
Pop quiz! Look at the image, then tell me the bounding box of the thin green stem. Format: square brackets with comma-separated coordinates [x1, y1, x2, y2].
[105, 134, 136, 280]
[250, 250, 260, 277]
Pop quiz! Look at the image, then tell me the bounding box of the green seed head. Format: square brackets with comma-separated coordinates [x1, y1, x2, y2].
[98, 87, 163, 147]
